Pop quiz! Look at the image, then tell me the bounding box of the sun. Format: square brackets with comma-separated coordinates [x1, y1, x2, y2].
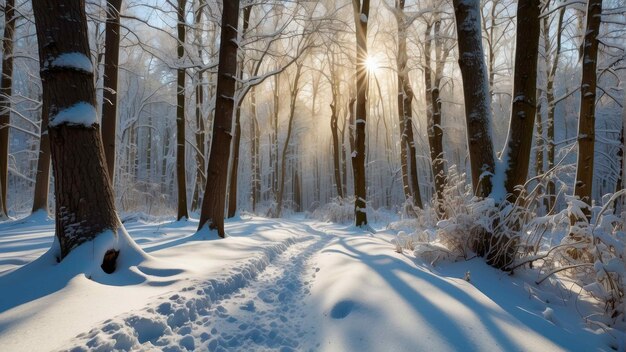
[365, 56, 378, 72]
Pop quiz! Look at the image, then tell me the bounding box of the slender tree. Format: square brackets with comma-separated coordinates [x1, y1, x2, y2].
[573, 0, 602, 220]
[31, 102, 51, 214]
[198, 0, 240, 236]
[351, 0, 370, 227]
[32, 0, 128, 272]
[0, 0, 16, 219]
[176, 0, 189, 220]
[100, 0, 123, 182]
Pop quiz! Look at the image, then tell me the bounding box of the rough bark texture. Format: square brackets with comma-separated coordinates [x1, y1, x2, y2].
[101, 0, 122, 183]
[227, 5, 251, 219]
[573, 0, 602, 219]
[352, 0, 370, 227]
[198, 0, 240, 236]
[32, 101, 51, 214]
[0, 0, 16, 218]
[32, 0, 119, 263]
[250, 87, 260, 212]
[501, 0, 541, 201]
[452, 0, 495, 197]
[176, 0, 189, 220]
[275, 64, 302, 218]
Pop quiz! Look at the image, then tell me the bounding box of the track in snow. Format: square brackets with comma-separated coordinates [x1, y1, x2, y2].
[62, 232, 330, 352]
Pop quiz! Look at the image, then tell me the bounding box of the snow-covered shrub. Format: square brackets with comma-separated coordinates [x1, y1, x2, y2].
[308, 196, 392, 224]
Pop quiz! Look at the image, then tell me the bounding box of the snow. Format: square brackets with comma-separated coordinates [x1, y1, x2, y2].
[360, 13, 368, 23]
[0, 214, 614, 351]
[49, 102, 98, 127]
[48, 52, 93, 73]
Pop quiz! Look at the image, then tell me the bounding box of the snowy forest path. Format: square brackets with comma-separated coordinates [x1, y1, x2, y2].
[61, 221, 333, 351]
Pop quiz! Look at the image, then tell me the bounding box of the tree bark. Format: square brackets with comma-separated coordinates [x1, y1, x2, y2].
[191, 0, 206, 212]
[250, 87, 260, 212]
[430, 16, 447, 217]
[33, 0, 122, 271]
[452, 0, 495, 198]
[198, 0, 240, 236]
[227, 5, 252, 219]
[276, 63, 302, 218]
[176, 0, 189, 220]
[0, 0, 16, 219]
[500, 0, 541, 201]
[32, 101, 51, 214]
[573, 0, 602, 220]
[100, 0, 122, 183]
[352, 0, 370, 227]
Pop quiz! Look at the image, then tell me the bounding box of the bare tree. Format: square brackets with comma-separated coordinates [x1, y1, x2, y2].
[0, 0, 16, 219]
[452, 0, 495, 197]
[352, 0, 370, 227]
[499, 0, 541, 201]
[198, 0, 240, 236]
[101, 0, 123, 182]
[573, 0, 602, 220]
[176, 0, 189, 220]
[32, 0, 126, 272]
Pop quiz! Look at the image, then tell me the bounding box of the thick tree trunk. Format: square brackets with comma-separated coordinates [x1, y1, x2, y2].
[176, 0, 188, 220]
[276, 64, 302, 218]
[32, 102, 51, 214]
[100, 0, 122, 183]
[500, 0, 541, 202]
[198, 0, 240, 236]
[452, 0, 495, 198]
[33, 0, 122, 271]
[227, 5, 251, 219]
[352, 0, 370, 227]
[0, 0, 16, 219]
[573, 0, 602, 220]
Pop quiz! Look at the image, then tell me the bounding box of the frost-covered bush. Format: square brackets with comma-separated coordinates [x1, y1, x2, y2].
[308, 196, 392, 224]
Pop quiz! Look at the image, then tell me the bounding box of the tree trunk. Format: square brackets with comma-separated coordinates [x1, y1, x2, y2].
[227, 5, 252, 219]
[191, 0, 206, 212]
[32, 0, 123, 272]
[176, 0, 189, 220]
[452, 0, 495, 197]
[32, 102, 51, 214]
[100, 0, 122, 183]
[330, 101, 344, 198]
[276, 63, 302, 218]
[393, 0, 422, 209]
[0, 0, 16, 219]
[250, 87, 260, 212]
[573, 0, 602, 220]
[546, 8, 565, 213]
[352, 0, 370, 227]
[500, 0, 541, 202]
[430, 17, 447, 217]
[198, 0, 240, 236]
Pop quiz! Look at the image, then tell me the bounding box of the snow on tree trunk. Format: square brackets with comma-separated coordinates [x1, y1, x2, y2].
[352, 0, 370, 227]
[176, 0, 189, 221]
[32, 0, 140, 273]
[100, 0, 122, 183]
[198, 0, 240, 236]
[227, 5, 252, 219]
[499, 0, 541, 202]
[452, 0, 495, 198]
[0, 0, 16, 219]
[573, 0, 602, 220]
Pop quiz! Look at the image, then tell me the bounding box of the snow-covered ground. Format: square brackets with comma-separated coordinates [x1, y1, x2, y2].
[0, 213, 615, 351]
